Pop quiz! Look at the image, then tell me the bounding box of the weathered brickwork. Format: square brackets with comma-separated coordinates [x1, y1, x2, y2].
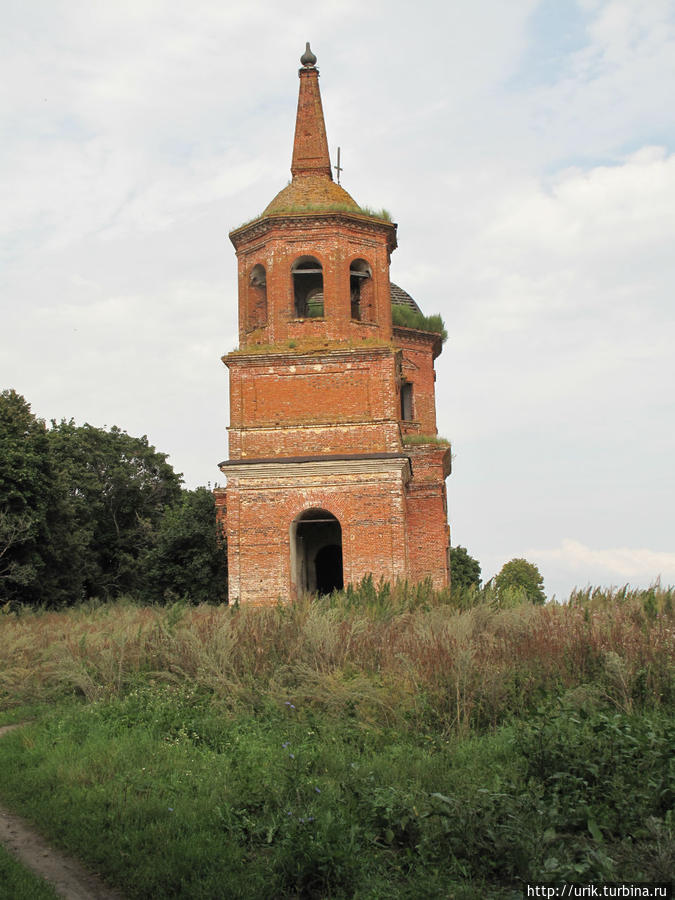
[226, 347, 402, 459]
[223, 458, 411, 605]
[395, 328, 442, 438]
[231, 215, 396, 347]
[218, 47, 451, 603]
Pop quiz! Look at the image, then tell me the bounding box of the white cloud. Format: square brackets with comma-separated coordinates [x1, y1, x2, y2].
[528, 538, 675, 584]
[1, 0, 674, 593]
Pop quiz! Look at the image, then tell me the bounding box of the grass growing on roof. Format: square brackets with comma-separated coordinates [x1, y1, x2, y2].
[232, 204, 393, 232]
[227, 335, 395, 356]
[402, 433, 450, 446]
[392, 305, 448, 341]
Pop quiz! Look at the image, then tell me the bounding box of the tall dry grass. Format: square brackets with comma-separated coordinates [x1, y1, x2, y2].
[1, 584, 673, 732]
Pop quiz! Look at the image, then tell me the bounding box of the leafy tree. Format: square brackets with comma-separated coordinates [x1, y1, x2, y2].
[449, 545, 481, 592]
[142, 487, 227, 604]
[0, 390, 53, 604]
[494, 558, 546, 606]
[1, 391, 232, 607]
[47, 420, 183, 599]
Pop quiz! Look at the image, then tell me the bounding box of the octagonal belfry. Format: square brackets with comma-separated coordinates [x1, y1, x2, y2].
[216, 45, 451, 604]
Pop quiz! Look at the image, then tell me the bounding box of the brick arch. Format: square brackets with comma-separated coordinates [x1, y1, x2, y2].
[290, 507, 343, 596]
[291, 254, 324, 318]
[348, 257, 374, 322]
[247, 263, 267, 330]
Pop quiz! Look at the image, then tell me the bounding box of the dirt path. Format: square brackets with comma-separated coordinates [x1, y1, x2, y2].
[0, 723, 126, 900]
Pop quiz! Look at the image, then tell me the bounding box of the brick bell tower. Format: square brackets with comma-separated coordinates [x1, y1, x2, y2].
[217, 44, 451, 604]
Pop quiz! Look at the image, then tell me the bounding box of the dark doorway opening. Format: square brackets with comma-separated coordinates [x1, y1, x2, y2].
[315, 544, 343, 595]
[292, 509, 343, 596]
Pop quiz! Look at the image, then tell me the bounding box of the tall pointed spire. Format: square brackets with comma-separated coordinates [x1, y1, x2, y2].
[260, 45, 362, 217]
[291, 43, 333, 180]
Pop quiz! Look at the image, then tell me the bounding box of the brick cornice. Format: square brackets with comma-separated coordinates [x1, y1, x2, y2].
[393, 326, 443, 358]
[223, 344, 399, 367]
[230, 212, 397, 252]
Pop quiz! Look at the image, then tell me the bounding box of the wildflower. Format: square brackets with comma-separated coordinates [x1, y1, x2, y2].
[315, 787, 321, 793]
[168, 807, 174, 812]
[282, 742, 289, 749]
[289, 753, 295, 759]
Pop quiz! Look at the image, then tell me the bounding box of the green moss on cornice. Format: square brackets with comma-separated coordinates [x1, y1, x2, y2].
[402, 434, 451, 447]
[231, 204, 393, 233]
[225, 336, 395, 358]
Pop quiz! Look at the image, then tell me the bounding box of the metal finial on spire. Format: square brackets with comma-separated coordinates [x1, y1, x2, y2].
[300, 42, 317, 67]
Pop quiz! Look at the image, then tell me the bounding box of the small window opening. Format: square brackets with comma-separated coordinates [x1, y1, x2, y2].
[292, 256, 324, 318]
[350, 259, 373, 321]
[248, 264, 267, 328]
[401, 382, 414, 421]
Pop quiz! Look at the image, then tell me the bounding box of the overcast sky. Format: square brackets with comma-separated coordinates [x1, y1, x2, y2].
[2, 0, 674, 599]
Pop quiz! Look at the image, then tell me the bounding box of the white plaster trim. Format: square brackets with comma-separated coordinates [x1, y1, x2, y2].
[221, 456, 411, 482]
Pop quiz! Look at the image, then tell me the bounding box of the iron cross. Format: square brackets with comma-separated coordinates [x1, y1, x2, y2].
[334, 147, 343, 184]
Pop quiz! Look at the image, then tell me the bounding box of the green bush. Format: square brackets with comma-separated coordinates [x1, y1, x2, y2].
[494, 558, 546, 605]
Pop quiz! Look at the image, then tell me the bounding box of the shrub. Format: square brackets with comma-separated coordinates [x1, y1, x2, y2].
[494, 558, 546, 606]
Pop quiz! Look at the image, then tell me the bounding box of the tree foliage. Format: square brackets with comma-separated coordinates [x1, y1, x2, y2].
[143, 487, 227, 604]
[0, 390, 53, 603]
[0, 390, 227, 607]
[449, 545, 481, 592]
[494, 558, 546, 606]
[47, 420, 182, 599]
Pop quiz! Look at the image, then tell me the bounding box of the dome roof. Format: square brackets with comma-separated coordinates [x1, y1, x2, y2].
[263, 175, 360, 217]
[390, 282, 422, 314]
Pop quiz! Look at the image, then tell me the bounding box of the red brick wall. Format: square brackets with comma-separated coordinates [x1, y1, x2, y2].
[395, 328, 441, 437]
[232, 215, 395, 347]
[220, 206, 451, 603]
[404, 446, 452, 588]
[225, 347, 402, 459]
[223, 460, 410, 604]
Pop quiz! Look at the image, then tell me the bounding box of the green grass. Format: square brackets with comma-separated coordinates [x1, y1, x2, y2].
[391, 305, 448, 341]
[0, 693, 672, 898]
[226, 335, 394, 357]
[0, 584, 672, 897]
[232, 205, 393, 232]
[401, 433, 450, 447]
[0, 845, 60, 900]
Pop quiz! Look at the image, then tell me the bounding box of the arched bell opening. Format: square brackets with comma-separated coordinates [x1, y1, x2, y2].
[247, 263, 268, 329]
[292, 256, 324, 318]
[291, 508, 343, 596]
[350, 258, 373, 322]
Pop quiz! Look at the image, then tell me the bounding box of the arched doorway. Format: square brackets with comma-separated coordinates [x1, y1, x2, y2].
[292, 509, 343, 596]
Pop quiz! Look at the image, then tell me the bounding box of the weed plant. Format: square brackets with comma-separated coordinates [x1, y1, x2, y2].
[0, 581, 672, 897]
[391, 306, 448, 341]
[0, 581, 672, 728]
[0, 691, 672, 897]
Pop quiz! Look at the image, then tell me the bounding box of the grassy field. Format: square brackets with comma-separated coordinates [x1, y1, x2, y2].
[0, 582, 673, 898]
